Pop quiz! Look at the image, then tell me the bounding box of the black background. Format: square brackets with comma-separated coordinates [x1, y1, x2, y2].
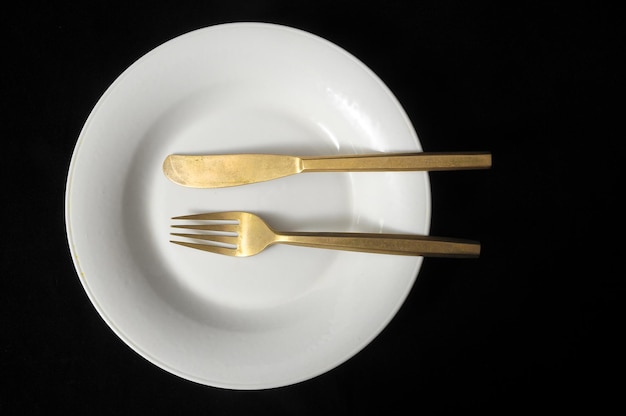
[3, 1, 622, 413]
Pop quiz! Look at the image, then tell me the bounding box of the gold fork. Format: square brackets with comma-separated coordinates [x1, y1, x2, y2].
[170, 212, 480, 258]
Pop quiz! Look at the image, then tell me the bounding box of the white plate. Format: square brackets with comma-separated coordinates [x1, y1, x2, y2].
[65, 22, 431, 389]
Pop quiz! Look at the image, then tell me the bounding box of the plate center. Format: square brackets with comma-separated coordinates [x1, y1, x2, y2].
[124, 90, 355, 327]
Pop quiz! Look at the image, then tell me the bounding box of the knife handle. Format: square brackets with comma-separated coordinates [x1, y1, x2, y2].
[300, 152, 491, 172]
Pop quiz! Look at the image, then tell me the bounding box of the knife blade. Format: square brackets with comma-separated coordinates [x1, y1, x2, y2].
[162, 152, 492, 188]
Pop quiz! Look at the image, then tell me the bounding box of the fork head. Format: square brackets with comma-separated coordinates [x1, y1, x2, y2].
[170, 211, 276, 257]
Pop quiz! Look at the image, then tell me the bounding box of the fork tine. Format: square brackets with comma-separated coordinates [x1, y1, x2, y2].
[170, 232, 237, 245]
[171, 223, 239, 232]
[170, 240, 236, 256]
[172, 212, 239, 221]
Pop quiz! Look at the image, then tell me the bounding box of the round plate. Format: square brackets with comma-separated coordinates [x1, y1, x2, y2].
[65, 22, 431, 389]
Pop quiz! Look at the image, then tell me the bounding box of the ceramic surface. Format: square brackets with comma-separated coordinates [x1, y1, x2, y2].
[65, 23, 431, 389]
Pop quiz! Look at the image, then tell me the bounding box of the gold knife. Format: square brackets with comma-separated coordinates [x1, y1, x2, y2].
[163, 152, 492, 188]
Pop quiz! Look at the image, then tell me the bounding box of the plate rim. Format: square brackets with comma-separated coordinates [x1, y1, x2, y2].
[64, 21, 431, 389]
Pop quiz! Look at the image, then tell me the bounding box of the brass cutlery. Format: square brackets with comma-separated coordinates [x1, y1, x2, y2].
[163, 152, 492, 188]
[170, 212, 481, 258]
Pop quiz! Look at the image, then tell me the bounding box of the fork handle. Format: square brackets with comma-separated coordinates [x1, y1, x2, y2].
[301, 152, 491, 172]
[274, 232, 480, 257]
